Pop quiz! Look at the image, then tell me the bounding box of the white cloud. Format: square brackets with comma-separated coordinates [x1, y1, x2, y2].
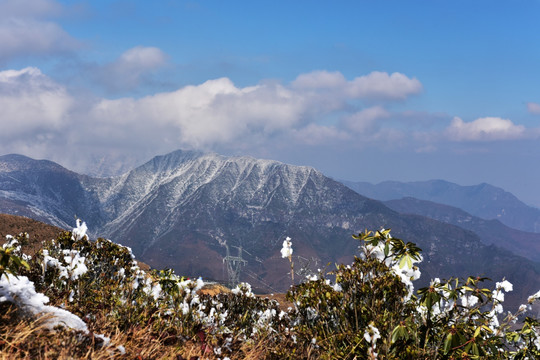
[290, 124, 350, 145]
[96, 46, 169, 92]
[0, 70, 307, 162]
[291, 70, 422, 100]
[89, 77, 306, 147]
[0, 0, 63, 19]
[0, 0, 79, 63]
[527, 102, 540, 115]
[0, 67, 72, 137]
[0, 66, 427, 173]
[445, 117, 527, 141]
[291, 70, 346, 90]
[342, 106, 390, 133]
[118, 46, 167, 69]
[347, 71, 422, 100]
[87, 72, 417, 150]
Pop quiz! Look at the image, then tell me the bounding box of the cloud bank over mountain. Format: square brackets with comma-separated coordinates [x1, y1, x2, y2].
[0, 66, 427, 162]
[1, 65, 539, 173]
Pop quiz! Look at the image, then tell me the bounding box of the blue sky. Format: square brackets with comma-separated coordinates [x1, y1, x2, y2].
[2, 0, 540, 207]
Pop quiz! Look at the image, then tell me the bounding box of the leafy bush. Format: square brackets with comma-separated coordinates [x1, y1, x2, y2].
[0, 232, 30, 278]
[2, 221, 540, 359]
[281, 229, 540, 359]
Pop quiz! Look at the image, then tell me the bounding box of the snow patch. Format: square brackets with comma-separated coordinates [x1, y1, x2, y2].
[0, 273, 88, 332]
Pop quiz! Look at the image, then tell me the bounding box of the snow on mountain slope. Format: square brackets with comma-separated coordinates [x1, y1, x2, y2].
[1, 150, 540, 306]
[0, 154, 103, 230]
[77, 150, 317, 242]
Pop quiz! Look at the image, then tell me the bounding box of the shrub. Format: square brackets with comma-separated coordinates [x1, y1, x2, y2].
[2, 221, 540, 359]
[0, 232, 30, 278]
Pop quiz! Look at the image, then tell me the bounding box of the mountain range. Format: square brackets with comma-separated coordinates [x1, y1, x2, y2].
[383, 197, 540, 263]
[341, 179, 540, 233]
[0, 150, 539, 309]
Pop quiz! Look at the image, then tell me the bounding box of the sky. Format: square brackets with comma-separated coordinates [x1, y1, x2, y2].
[1, 0, 540, 207]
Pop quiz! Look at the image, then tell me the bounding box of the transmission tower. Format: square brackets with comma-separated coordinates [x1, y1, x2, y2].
[223, 244, 247, 287]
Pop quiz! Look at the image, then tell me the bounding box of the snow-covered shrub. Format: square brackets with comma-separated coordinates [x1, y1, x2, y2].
[0, 272, 88, 332]
[280, 229, 540, 359]
[4, 221, 540, 359]
[0, 233, 30, 279]
[22, 227, 161, 331]
[284, 230, 415, 359]
[17, 223, 285, 356]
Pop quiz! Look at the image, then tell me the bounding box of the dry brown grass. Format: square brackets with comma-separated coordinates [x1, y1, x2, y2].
[0, 302, 293, 360]
[0, 303, 112, 359]
[0, 215, 310, 359]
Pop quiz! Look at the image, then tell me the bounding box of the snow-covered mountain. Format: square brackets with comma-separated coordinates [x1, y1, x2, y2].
[1, 150, 539, 305]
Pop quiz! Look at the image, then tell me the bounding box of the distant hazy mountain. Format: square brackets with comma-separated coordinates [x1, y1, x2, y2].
[384, 197, 540, 263]
[0, 151, 539, 308]
[342, 180, 540, 233]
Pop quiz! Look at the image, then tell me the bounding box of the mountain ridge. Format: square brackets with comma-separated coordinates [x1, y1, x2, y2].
[384, 197, 540, 262]
[342, 179, 540, 233]
[1, 150, 539, 307]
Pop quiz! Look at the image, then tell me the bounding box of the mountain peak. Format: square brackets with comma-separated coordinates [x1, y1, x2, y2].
[1, 151, 540, 306]
[0, 154, 68, 173]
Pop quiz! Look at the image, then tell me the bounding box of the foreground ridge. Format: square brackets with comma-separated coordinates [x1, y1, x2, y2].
[1, 219, 540, 359]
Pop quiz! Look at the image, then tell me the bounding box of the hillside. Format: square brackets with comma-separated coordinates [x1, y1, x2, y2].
[0, 213, 63, 255]
[0, 151, 539, 308]
[3, 221, 538, 359]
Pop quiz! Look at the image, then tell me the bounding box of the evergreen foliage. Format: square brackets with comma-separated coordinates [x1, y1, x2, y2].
[1, 221, 540, 359]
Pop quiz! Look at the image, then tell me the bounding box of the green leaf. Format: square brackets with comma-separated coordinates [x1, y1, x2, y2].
[399, 256, 407, 268]
[391, 325, 409, 343]
[399, 254, 413, 269]
[470, 342, 480, 356]
[443, 333, 453, 354]
[474, 326, 482, 338]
